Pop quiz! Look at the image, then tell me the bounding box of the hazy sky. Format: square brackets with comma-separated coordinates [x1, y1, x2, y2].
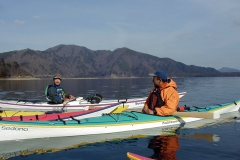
[0, 0, 240, 70]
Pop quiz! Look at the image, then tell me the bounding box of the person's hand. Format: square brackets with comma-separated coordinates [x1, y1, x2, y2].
[148, 109, 154, 114]
[142, 106, 154, 114]
[62, 97, 66, 102]
[62, 97, 73, 103]
[142, 105, 149, 113]
[69, 95, 76, 100]
[63, 99, 71, 105]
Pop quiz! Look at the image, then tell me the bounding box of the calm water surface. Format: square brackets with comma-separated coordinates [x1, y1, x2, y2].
[0, 77, 240, 160]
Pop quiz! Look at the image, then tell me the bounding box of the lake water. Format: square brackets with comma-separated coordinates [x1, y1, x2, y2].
[0, 77, 240, 160]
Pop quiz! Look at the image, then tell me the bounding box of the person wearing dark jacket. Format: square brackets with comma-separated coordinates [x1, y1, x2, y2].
[47, 74, 76, 104]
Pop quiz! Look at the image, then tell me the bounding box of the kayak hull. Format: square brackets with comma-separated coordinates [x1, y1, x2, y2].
[0, 99, 239, 142]
[1, 111, 239, 160]
[0, 92, 186, 111]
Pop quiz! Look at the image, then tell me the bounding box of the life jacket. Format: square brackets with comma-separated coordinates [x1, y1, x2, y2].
[45, 85, 66, 100]
[148, 89, 165, 111]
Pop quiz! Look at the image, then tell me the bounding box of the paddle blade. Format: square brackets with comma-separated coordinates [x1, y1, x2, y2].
[126, 152, 153, 160]
[172, 111, 220, 119]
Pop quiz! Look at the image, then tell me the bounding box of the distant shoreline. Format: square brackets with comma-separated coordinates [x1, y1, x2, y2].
[1, 75, 240, 80]
[0, 77, 41, 80]
[0, 77, 150, 80]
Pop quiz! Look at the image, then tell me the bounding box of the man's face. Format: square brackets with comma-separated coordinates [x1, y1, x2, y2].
[152, 76, 159, 88]
[152, 76, 162, 88]
[53, 78, 61, 86]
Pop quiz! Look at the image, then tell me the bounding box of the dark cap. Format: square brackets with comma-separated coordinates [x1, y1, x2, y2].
[53, 74, 62, 80]
[149, 70, 167, 82]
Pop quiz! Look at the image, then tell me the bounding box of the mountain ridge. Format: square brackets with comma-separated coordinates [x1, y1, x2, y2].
[0, 44, 239, 78]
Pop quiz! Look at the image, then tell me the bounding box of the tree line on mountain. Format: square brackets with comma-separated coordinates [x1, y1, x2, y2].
[0, 44, 239, 78]
[0, 58, 32, 78]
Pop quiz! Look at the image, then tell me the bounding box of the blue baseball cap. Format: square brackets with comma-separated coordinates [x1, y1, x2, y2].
[149, 70, 167, 82]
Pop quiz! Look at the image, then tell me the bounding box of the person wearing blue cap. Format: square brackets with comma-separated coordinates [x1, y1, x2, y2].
[142, 70, 179, 116]
[45, 74, 76, 104]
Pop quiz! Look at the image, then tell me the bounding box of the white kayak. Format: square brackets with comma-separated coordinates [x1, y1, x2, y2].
[0, 92, 187, 111]
[0, 98, 239, 142]
[0, 110, 239, 159]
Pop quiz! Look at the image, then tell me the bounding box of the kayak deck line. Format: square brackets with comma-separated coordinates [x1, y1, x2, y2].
[102, 111, 139, 122]
[46, 111, 140, 125]
[0, 112, 182, 128]
[0, 103, 128, 122]
[181, 100, 240, 113]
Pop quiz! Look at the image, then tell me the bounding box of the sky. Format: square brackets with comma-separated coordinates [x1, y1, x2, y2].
[0, 0, 240, 70]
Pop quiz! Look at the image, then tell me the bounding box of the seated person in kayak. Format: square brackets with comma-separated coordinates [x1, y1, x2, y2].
[46, 74, 76, 104]
[142, 70, 179, 116]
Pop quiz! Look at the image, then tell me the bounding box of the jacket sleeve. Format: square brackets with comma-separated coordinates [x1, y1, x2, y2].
[48, 86, 63, 104]
[155, 88, 179, 116]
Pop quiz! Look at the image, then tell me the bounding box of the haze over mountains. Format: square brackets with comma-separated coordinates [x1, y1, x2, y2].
[218, 67, 240, 73]
[0, 44, 239, 78]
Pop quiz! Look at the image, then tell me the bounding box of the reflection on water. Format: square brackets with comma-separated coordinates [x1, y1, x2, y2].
[148, 135, 179, 160]
[0, 121, 226, 160]
[0, 134, 150, 160]
[146, 124, 221, 160]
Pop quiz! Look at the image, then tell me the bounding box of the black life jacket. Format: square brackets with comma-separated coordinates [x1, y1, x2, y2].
[148, 89, 165, 111]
